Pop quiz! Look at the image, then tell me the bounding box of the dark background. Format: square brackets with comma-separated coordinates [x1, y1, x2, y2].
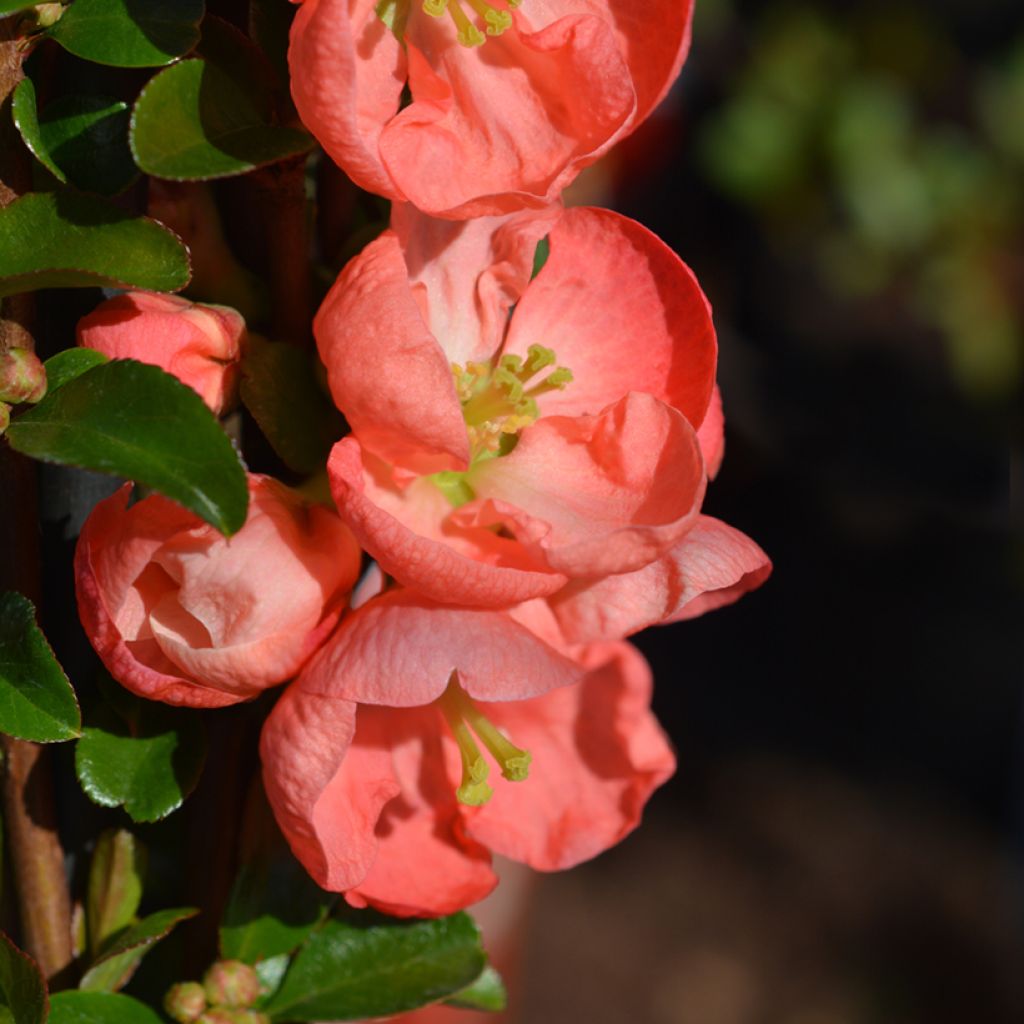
[515, 1, 1023, 1020]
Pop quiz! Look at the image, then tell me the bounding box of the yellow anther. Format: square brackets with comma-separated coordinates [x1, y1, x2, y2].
[422, 0, 447, 15]
[524, 344, 556, 376]
[467, 0, 511, 35]
[437, 676, 532, 805]
[445, 0, 485, 46]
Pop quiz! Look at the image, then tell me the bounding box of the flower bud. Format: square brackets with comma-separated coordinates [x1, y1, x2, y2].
[203, 960, 262, 1009]
[164, 981, 207, 1023]
[0, 348, 46, 405]
[0, 403, 9, 436]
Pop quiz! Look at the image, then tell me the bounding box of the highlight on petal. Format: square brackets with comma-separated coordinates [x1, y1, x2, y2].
[697, 384, 725, 480]
[465, 641, 675, 871]
[504, 207, 717, 429]
[297, 588, 584, 707]
[328, 438, 568, 608]
[466, 391, 707, 579]
[550, 516, 772, 644]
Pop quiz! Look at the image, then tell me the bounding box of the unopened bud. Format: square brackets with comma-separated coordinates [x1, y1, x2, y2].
[33, 3, 64, 27]
[203, 960, 262, 1009]
[164, 981, 207, 1023]
[0, 403, 9, 435]
[0, 349, 46, 405]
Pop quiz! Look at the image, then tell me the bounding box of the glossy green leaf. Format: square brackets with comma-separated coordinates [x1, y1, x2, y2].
[7, 360, 248, 536]
[240, 337, 344, 474]
[221, 850, 331, 965]
[531, 236, 550, 280]
[0, 191, 190, 298]
[446, 965, 508, 1012]
[80, 907, 197, 993]
[43, 349, 108, 394]
[130, 59, 313, 181]
[0, 932, 46, 1024]
[264, 913, 486, 1022]
[86, 830, 146, 958]
[0, 592, 80, 743]
[11, 79, 66, 183]
[47, 0, 204, 68]
[75, 699, 207, 823]
[249, 0, 297, 91]
[48, 991, 163, 1024]
[0, 2, 37, 15]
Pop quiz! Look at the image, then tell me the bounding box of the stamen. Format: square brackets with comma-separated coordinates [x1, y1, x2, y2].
[444, 0, 485, 46]
[422, 0, 447, 15]
[467, 0, 512, 35]
[438, 683, 494, 806]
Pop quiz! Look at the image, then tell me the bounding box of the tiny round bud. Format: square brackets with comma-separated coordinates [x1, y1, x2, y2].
[0, 403, 9, 436]
[164, 981, 207, 1023]
[0, 349, 46, 405]
[203, 960, 262, 1009]
[33, 3, 64, 28]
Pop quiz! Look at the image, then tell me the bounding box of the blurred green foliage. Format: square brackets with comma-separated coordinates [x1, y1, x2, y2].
[697, 2, 1024, 396]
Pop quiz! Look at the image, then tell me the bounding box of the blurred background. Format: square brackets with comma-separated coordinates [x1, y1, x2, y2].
[509, 0, 1023, 1020]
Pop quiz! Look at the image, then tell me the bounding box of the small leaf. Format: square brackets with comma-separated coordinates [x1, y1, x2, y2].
[75, 700, 207, 823]
[11, 79, 66, 183]
[531, 236, 550, 280]
[0, 932, 47, 1024]
[446, 965, 508, 1012]
[48, 991, 163, 1024]
[47, 0, 204, 68]
[86, 830, 146, 958]
[0, 191, 190, 298]
[7, 360, 248, 536]
[264, 913, 486, 1022]
[220, 850, 331, 965]
[0, 592, 80, 743]
[239, 337, 344, 474]
[130, 59, 314, 181]
[43, 349, 108, 394]
[80, 907, 197, 993]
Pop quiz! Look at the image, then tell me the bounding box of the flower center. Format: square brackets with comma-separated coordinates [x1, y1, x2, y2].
[452, 344, 573, 461]
[437, 673, 532, 806]
[422, 0, 519, 47]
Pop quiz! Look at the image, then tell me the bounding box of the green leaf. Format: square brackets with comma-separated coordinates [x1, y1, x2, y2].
[75, 699, 207, 823]
[11, 79, 66, 183]
[6, 360, 248, 536]
[0, 932, 46, 1024]
[240, 337, 344, 474]
[47, 0, 204, 68]
[0, 592, 80, 743]
[48, 992, 163, 1024]
[220, 850, 330, 965]
[80, 907, 197, 993]
[446, 965, 508, 1012]
[130, 59, 313, 181]
[249, 0, 297, 92]
[86, 830, 146, 958]
[0, 191, 190, 298]
[43, 349, 108, 394]
[0, 2, 38, 15]
[531, 236, 550, 280]
[264, 914, 486, 1022]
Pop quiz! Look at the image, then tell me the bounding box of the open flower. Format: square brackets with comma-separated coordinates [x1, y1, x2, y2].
[75, 476, 361, 708]
[77, 291, 246, 415]
[289, 0, 695, 218]
[261, 587, 674, 916]
[318, 203, 719, 608]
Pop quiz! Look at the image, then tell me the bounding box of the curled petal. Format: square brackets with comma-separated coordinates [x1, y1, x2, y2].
[551, 516, 772, 643]
[467, 392, 706, 578]
[465, 642, 675, 870]
[697, 384, 725, 480]
[504, 207, 716, 429]
[298, 588, 584, 706]
[328, 438, 567, 607]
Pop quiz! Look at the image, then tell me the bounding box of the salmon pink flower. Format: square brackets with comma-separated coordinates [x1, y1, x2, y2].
[289, 0, 695, 218]
[75, 476, 361, 708]
[318, 203, 718, 608]
[260, 586, 673, 916]
[77, 292, 246, 415]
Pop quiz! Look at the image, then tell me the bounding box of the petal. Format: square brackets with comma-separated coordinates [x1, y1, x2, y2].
[75, 486, 239, 708]
[289, 0, 407, 200]
[328, 438, 568, 607]
[315, 231, 470, 473]
[345, 705, 497, 917]
[379, 13, 635, 218]
[503, 207, 717, 429]
[550, 516, 772, 643]
[297, 588, 584, 706]
[465, 642, 675, 870]
[466, 392, 706, 578]
[697, 384, 725, 480]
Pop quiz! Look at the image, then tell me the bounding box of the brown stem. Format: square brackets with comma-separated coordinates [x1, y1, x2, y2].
[251, 156, 312, 346]
[0, 15, 73, 980]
